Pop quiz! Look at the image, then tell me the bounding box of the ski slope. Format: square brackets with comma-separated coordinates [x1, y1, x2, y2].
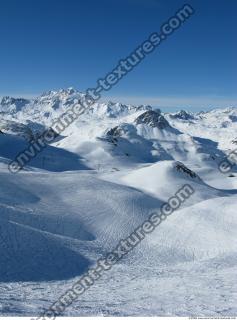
[0, 89, 237, 316]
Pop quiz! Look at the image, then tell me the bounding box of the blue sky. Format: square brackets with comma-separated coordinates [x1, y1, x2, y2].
[0, 0, 236, 110]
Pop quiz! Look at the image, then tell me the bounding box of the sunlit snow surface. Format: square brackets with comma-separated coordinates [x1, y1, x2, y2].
[0, 90, 237, 316]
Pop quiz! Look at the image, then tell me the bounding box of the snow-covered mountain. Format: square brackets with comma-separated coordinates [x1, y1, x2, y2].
[0, 88, 237, 316]
[0, 88, 151, 127]
[0, 119, 34, 140]
[167, 107, 237, 151]
[0, 96, 30, 114]
[1, 88, 236, 155]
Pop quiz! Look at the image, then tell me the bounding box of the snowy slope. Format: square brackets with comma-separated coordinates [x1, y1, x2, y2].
[0, 88, 237, 316]
[166, 107, 237, 151]
[0, 133, 89, 172]
[0, 119, 34, 140]
[50, 108, 226, 172]
[0, 159, 237, 315]
[0, 160, 235, 280]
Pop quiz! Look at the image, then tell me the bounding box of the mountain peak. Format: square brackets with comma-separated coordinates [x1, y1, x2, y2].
[171, 110, 194, 120]
[40, 87, 79, 98]
[0, 96, 30, 113]
[135, 109, 170, 129]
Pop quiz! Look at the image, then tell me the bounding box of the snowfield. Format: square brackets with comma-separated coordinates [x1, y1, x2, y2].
[0, 88, 237, 316]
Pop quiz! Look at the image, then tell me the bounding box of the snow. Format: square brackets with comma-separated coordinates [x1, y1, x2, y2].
[0, 133, 89, 172]
[166, 107, 237, 151]
[0, 88, 237, 316]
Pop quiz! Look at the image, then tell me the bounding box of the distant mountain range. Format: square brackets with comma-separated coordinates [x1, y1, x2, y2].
[1, 87, 236, 171]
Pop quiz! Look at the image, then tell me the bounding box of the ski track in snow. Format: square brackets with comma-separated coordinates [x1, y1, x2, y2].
[0, 166, 236, 316]
[0, 90, 237, 316]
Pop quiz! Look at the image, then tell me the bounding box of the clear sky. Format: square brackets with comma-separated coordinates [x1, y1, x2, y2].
[0, 0, 236, 110]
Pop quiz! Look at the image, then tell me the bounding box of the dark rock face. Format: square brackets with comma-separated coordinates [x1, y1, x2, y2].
[229, 115, 237, 122]
[0, 120, 34, 141]
[171, 110, 194, 120]
[106, 126, 122, 137]
[135, 110, 170, 129]
[105, 126, 124, 145]
[175, 162, 198, 179]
